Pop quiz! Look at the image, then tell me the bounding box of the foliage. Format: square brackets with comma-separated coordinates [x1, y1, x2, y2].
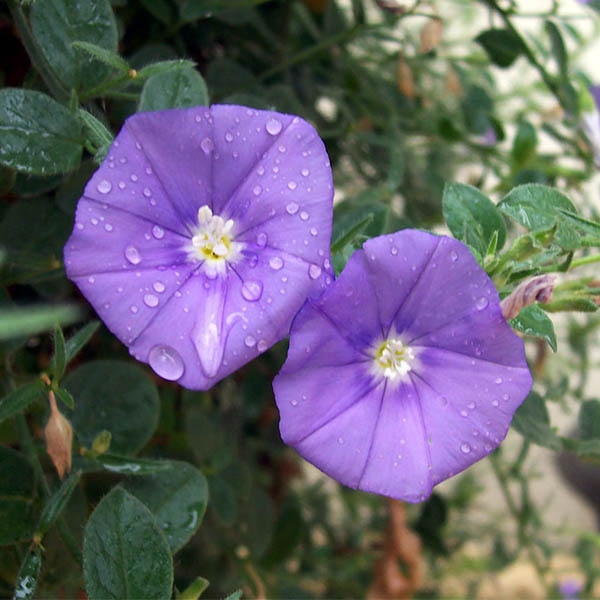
[2, 0, 600, 598]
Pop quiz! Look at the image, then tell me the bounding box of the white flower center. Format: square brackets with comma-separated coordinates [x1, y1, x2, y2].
[189, 206, 242, 271]
[374, 338, 414, 380]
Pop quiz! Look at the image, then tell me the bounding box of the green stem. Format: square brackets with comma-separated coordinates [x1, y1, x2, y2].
[80, 73, 134, 102]
[480, 0, 562, 106]
[7, 0, 69, 103]
[570, 254, 600, 269]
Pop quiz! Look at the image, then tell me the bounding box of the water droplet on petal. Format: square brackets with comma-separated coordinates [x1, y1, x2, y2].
[201, 137, 214, 154]
[241, 280, 263, 302]
[130, 305, 139, 314]
[269, 256, 283, 270]
[256, 232, 267, 248]
[460, 442, 471, 454]
[144, 293, 159, 307]
[149, 345, 185, 381]
[476, 297, 489, 310]
[153, 281, 165, 293]
[300, 211, 309, 221]
[143, 187, 152, 198]
[88, 276, 95, 284]
[310, 227, 318, 236]
[97, 179, 112, 194]
[308, 264, 322, 279]
[287, 181, 297, 190]
[266, 118, 282, 135]
[301, 168, 309, 177]
[450, 250, 459, 262]
[290, 398, 298, 406]
[337, 437, 344, 445]
[225, 132, 234, 142]
[244, 335, 256, 348]
[104, 223, 113, 232]
[286, 202, 299, 215]
[492, 399, 499, 407]
[257, 339, 268, 352]
[125, 245, 141, 265]
[152, 225, 164, 239]
[495, 377, 503, 384]
[253, 185, 262, 196]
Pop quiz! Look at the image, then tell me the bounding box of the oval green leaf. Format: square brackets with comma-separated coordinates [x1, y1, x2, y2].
[30, 0, 118, 91]
[83, 488, 173, 600]
[123, 461, 208, 552]
[63, 360, 159, 455]
[0, 89, 83, 175]
[138, 67, 209, 112]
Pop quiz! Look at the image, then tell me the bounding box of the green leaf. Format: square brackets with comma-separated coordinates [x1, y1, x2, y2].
[511, 392, 561, 450]
[78, 109, 115, 152]
[136, 59, 197, 80]
[123, 461, 208, 552]
[0, 381, 46, 424]
[331, 212, 374, 254]
[545, 20, 568, 78]
[79, 454, 173, 475]
[64, 321, 100, 364]
[138, 67, 209, 112]
[261, 500, 304, 567]
[12, 547, 41, 600]
[55, 387, 75, 410]
[209, 476, 237, 527]
[0, 446, 39, 544]
[139, 0, 175, 25]
[36, 471, 81, 537]
[541, 297, 598, 312]
[475, 28, 524, 68]
[442, 182, 506, 256]
[83, 488, 173, 600]
[30, 0, 118, 90]
[0, 89, 83, 175]
[63, 361, 160, 455]
[511, 121, 537, 167]
[579, 400, 600, 441]
[224, 591, 243, 600]
[71, 40, 129, 74]
[0, 305, 84, 342]
[178, 577, 210, 600]
[509, 305, 557, 352]
[498, 184, 580, 250]
[186, 406, 233, 472]
[52, 324, 67, 381]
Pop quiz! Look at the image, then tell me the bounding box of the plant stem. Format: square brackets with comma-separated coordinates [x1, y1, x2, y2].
[570, 254, 600, 269]
[7, 0, 69, 103]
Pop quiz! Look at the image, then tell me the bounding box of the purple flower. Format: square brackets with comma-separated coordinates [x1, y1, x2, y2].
[64, 105, 334, 389]
[273, 230, 532, 502]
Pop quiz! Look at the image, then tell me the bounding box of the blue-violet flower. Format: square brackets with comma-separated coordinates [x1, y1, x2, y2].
[273, 230, 533, 502]
[64, 105, 334, 389]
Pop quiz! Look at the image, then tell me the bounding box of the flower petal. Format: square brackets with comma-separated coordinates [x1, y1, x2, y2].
[410, 349, 532, 484]
[65, 199, 190, 277]
[84, 122, 193, 236]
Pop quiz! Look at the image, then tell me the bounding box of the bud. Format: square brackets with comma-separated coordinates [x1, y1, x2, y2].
[44, 391, 73, 479]
[396, 54, 417, 99]
[445, 65, 463, 96]
[501, 274, 557, 321]
[419, 18, 443, 54]
[91, 430, 112, 457]
[128, 68, 137, 79]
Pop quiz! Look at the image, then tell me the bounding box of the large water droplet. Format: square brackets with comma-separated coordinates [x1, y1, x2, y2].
[149, 345, 185, 381]
[152, 225, 165, 239]
[308, 264, 322, 279]
[476, 297, 489, 310]
[125, 245, 141, 265]
[460, 442, 471, 454]
[200, 137, 214, 154]
[269, 256, 283, 270]
[97, 179, 112, 194]
[241, 280, 263, 302]
[144, 293, 159, 308]
[286, 202, 299, 215]
[266, 118, 282, 135]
